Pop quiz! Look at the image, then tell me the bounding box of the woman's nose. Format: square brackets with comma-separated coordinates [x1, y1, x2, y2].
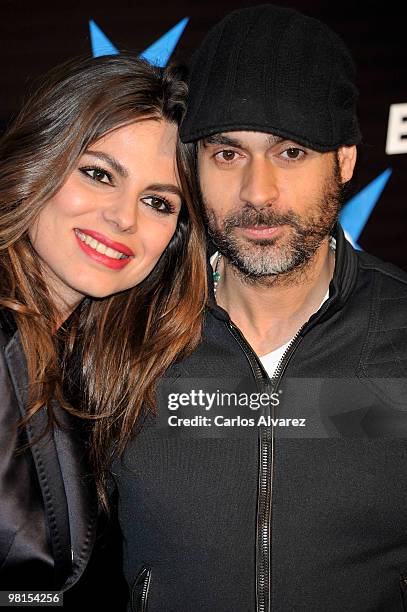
[102, 194, 138, 233]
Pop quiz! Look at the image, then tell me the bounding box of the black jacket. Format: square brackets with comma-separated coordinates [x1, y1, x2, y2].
[0, 309, 98, 592]
[111, 225, 407, 612]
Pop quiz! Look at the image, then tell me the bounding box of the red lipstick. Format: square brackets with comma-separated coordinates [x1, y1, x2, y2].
[74, 228, 134, 271]
[76, 228, 134, 256]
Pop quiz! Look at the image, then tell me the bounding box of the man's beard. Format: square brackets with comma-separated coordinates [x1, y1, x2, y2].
[204, 157, 346, 284]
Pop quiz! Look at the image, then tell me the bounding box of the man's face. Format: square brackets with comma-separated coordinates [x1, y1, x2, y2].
[198, 131, 354, 280]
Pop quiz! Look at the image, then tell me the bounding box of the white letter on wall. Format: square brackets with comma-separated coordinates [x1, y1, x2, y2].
[386, 103, 407, 154]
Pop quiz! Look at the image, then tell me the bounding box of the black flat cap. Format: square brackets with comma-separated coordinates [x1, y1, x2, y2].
[180, 4, 362, 151]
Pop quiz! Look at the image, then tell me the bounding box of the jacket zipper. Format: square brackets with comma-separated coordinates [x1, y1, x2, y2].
[131, 565, 152, 612]
[226, 320, 306, 612]
[140, 572, 150, 612]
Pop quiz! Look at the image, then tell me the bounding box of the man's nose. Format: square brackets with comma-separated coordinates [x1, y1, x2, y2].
[239, 158, 280, 207]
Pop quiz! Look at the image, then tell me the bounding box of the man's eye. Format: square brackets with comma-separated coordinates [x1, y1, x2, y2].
[280, 148, 306, 161]
[141, 196, 176, 215]
[215, 150, 237, 162]
[80, 167, 113, 184]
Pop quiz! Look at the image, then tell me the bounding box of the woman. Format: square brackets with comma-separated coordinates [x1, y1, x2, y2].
[0, 53, 206, 593]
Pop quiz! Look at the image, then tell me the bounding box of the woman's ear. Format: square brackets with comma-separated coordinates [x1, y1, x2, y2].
[337, 145, 357, 183]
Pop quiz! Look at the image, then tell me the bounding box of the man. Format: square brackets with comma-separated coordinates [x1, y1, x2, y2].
[113, 5, 407, 611]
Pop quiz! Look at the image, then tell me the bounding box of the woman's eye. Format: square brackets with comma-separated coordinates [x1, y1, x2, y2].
[80, 167, 112, 184]
[215, 150, 238, 163]
[280, 148, 306, 161]
[141, 196, 175, 215]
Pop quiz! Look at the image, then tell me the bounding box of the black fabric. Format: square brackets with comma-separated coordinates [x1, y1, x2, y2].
[63, 491, 128, 612]
[112, 225, 407, 611]
[0, 331, 54, 590]
[0, 311, 98, 593]
[59, 306, 129, 610]
[180, 4, 362, 151]
[5, 337, 73, 588]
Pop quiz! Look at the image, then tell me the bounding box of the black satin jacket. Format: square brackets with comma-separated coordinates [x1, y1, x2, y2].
[0, 309, 98, 591]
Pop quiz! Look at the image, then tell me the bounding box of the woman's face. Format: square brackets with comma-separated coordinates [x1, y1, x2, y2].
[29, 119, 182, 312]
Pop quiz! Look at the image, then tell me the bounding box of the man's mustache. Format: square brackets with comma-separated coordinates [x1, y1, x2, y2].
[222, 207, 301, 231]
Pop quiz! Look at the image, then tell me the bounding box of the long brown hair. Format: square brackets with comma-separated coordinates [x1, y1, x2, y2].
[0, 53, 207, 509]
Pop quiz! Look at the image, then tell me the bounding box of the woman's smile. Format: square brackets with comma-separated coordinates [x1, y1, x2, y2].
[74, 228, 134, 270]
